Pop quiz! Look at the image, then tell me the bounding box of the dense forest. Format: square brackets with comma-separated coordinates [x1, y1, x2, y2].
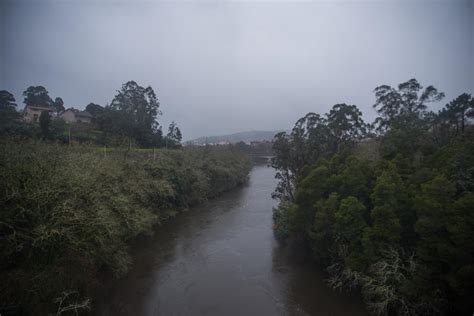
[271, 79, 474, 315]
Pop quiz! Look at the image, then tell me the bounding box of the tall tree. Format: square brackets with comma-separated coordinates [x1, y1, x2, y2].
[23, 86, 53, 108]
[166, 121, 182, 148]
[362, 164, 404, 259]
[85, 103, 104, 118]
[326, 103, 367, 153]
[373, 79, 444, 132]
[291, 112, 328, 173]
[335, 196, 368, 269]
[39, 110, 51, 139]
[52, 97, 65, 114]
[445, 93, 472, 136]
[110, 81, 162, 146]
[175, 126, 182, 144]
[271, 132, 295, 201]
[0, 90, 20, 131]
[0, 90, 17, 109]
[271, 112, 330, 202]
[309, 193, 339, 264]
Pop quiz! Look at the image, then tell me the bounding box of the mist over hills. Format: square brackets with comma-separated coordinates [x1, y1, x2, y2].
[186, 130, 283, 145]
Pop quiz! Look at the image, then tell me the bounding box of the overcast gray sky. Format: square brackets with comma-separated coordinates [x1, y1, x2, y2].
[1, 0, 473, 140]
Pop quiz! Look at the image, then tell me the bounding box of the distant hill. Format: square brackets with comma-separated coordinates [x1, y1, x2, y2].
[186, 130, 283, 145]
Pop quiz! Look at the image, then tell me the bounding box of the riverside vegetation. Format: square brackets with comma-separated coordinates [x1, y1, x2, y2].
[271, 79, 474, 315]
[0, 79, 253, 314]
[0, 141, 251, 314]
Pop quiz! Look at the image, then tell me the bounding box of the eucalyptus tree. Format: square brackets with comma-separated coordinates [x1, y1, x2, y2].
[166, 121, 182, 148]
[85, 103, 104, 118]
[0, 90, 17, 109]
[23, 86, 53, 108]
[326, 103, 367, 153]
[110, 80, 162, 147]
[0, 90, 20, 132]
[52, 97, 65, 114]
[372, 78, 444, 133]
[271, 131, 295, 201]
[445, 93, 473, 136]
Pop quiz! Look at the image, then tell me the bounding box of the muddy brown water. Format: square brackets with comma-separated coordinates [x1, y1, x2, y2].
[96, 165, 369, 316]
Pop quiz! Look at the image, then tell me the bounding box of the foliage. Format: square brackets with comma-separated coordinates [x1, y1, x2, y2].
[272, 202, 293, 242]
[106, 80, 162, 147]
[0, 90, 69, 141]
[23, 86, 53, 108]
[0, 90, 17, 108]
[272, 79, 474, 315]
[39, 110, 51, 138]
[52, 97, 65, 114]
[85, 103, 104, 119]
[2, 81, 182, 149]
[372, 78, 444, 133]
[166, 121, 182, 148]
[327, 103, 367, 152]
[0, 91, 22, 136]
[0, 141, 251, 314]
[270, 104, 368, 203]
[439, 93, 474, 137]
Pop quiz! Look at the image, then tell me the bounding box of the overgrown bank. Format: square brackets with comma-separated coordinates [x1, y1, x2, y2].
[272, 80, 474, 315]
[0, 141, 251, 314]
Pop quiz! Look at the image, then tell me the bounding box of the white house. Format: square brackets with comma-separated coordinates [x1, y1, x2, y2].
[60, 109, 93, 124]
[23, 105, 54, 123]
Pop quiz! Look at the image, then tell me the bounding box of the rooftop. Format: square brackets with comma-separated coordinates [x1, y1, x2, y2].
[26, 105, 54, 111]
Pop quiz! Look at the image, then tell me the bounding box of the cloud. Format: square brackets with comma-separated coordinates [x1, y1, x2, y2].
[1, 0, 473, 140]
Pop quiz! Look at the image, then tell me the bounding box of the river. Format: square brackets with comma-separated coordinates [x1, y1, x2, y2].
[96, 165, 368, 316]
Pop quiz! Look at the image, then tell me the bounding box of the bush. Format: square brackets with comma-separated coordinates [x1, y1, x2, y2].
[0, 141, 251, 314]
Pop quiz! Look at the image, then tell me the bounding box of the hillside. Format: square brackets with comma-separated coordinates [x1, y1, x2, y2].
[186, 130, 282, 145]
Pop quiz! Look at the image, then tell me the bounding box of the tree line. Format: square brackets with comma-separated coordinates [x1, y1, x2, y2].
[271, 79, 474, 315]
[0, 81, 182, 148]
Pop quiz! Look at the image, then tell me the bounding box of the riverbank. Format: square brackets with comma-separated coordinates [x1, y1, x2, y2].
[95, 166, 368, 316]
[0, 141, 252, 315]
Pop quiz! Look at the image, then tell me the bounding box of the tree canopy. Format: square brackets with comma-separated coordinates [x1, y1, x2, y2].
[52, 97, 65, 114]
[106, 80, 162, 147]
[23, 86, 53, 108]
[272, 79, 474, 315]
[85, 102, 104, 118]
[166, 121, 182, 148]
[0, 90, 17, 109]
